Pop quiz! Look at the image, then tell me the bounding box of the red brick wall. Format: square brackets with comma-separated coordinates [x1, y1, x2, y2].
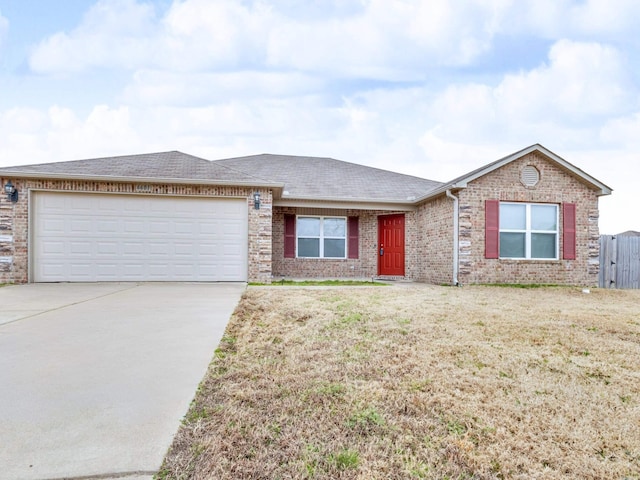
[273, 206, 418, 280]
[2, 151, 601, 287]
[0, 178, 273, 283]
[453, 152, 600, 286]
[416, 194, 455, 284]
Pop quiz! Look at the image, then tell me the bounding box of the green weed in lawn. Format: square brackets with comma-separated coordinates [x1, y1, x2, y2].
[446, 418, 467, 436]
[316, 382, 346, 396]
[330, 449, 359, 470]
[347, 406, 385, 430]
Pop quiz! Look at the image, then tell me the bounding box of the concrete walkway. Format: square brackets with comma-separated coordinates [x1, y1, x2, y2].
[0, 282, 245, 480]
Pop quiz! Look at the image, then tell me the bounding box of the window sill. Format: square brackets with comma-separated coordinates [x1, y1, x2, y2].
[296, 257, 349, 260]
[498, 258, 561, 263]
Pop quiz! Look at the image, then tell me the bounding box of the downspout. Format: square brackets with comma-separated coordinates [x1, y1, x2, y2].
[445, 189, 459, 286]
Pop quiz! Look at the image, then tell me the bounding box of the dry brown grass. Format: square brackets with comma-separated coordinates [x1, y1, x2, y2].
[159, 285, 640, 480]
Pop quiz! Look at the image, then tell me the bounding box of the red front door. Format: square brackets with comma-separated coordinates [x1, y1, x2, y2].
[378, 214, 405, 276]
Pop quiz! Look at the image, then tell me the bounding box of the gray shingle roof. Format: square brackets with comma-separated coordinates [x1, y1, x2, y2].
[0, 144, 606, 204]
[214, 154, 443, 202]
[416, 144, 612, 201]
[0, 151, 276, 186]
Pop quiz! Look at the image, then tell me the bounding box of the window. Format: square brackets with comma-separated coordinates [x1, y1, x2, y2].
[297, 216, 346, 258]
[499, 203, 558, 259]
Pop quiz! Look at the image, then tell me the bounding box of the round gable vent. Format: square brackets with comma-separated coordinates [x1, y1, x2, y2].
[521, 165, 540, 187]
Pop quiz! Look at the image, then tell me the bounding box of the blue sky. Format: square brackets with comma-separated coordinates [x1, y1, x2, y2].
[1, 0, 639, 234]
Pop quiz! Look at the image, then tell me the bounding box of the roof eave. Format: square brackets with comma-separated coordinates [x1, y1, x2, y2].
[415, 144, 613, 202]
[275, 196, 417, 211]
[279, 192, 423, 203]
[413, 184, 466, 204]
[0, 171, 284, 190]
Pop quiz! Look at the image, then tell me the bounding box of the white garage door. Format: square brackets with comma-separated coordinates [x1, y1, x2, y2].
[32, 192, 248, 282]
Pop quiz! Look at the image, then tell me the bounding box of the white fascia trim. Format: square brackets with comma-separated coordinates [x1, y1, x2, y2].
[455, 144, 612, 195]
[0, 171, 284, 190]
[415, 144, 612, 203]
[275, 199, 416, 211]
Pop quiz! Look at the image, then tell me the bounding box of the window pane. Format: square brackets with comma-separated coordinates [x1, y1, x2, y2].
[531, 205, 557, 231]
[532, 233, 556, 258]
[323, 218, 346, 237]
[500, 204, 526, 229]
[297, 217, 320, 236]
[500, 232, 525, 258]
[324, 239, 345, 258]
[298, 238, 319, 257]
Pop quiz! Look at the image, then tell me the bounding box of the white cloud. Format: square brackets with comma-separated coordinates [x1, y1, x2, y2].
[418, 131, 511, 175]
[496, 0, 640, 38]
[159, 0, 275, 71]
[569, 0, 640, 36]
[422, 39, 636, 151]
[122, 69, 325, 105]
[28, 0, 508, 78]
[0, 9, 8, 54]
[600, 113, 640, 148]
[0, 107, 46, 133]
[0, 105, 140, 165]
[25, 0, 640, 79]
[266, 0, 503, 78]
[496, 40, 633, 120]
[7, 1, 640, 234]
[29, 0, 158, 73]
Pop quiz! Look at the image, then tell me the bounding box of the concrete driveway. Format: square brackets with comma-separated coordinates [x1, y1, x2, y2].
[0, 282, 245, 480]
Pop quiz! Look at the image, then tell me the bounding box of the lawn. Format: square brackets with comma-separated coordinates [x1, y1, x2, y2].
[159, 285, 640, 479]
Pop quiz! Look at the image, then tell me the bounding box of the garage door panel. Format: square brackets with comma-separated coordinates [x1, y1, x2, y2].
[70, 241, 92, 255]
[69, 263, 93, 278]
[96, 241, 118, 255]
[174, 221, 195, 235]
[123, 241, 144, 255]
[199, 222, 220, 234]
[123, 264, 144, 277]
[96, 220, 119, 234]
[96, 264, 119, 277]
[43, 219, 65, 234]
[123, 220, 144, 233]
[149, 221, 170, 234]
[70, 219, 92, 234]
[174, 242, 195, 256]
[33, 193, 248, 282]
[149, 243, 170, 256]
[41, 240, 65, 255]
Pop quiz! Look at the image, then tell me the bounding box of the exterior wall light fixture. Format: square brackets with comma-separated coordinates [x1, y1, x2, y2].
[4, 181, 18, 203]
[253, 191, 261, 210]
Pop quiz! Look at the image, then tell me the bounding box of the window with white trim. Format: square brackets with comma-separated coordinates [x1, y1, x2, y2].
[499, 203, 558, 259]
[297, 216, 346, 258]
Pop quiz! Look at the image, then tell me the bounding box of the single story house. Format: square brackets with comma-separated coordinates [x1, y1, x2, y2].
[0, 144, 611, 286]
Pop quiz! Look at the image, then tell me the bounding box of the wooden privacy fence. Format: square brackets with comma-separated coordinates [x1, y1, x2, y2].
[599, 235, 640, 289]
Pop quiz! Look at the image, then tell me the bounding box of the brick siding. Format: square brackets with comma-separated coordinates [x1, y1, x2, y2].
[0, 178, 273, 284]
[416, 195, 455, 284]
[0, 151, 602, 286]
[273, 206, 419, 280]
[451, 152, 600, 286]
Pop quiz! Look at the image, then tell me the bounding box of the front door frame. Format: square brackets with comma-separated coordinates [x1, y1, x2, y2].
[378, 213, 405, 276]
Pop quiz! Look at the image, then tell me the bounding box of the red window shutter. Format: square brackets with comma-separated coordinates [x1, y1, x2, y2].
[485, 200, 500, 259]
[563, 203, 577, 260]
[348, 216, 359, 259]
[284, 214, 296, 258]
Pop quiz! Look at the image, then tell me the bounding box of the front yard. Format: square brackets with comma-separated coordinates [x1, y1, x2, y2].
[159, 285, 640, 479]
